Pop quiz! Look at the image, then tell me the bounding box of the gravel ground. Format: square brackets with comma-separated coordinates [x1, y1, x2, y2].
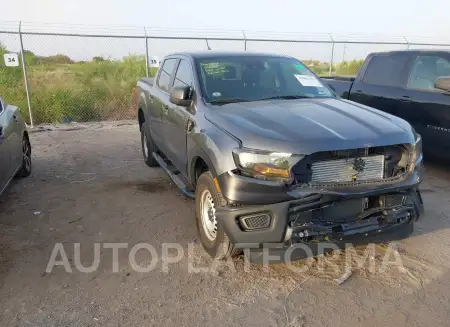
[1, 122, 450, 327]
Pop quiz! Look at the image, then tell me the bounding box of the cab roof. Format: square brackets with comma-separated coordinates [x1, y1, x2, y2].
[167, 51, 294, 60]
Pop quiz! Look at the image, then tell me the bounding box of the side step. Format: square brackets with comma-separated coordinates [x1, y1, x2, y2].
[152, 152, 195, 199]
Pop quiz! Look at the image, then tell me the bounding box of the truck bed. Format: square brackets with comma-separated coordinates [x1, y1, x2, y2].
[139, 77, 154, 86]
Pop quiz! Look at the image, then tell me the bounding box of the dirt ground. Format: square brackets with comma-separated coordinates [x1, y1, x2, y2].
[1, 122, 450, 327]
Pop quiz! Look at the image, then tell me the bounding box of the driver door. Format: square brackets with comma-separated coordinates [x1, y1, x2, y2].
[400, 53, 450, 157]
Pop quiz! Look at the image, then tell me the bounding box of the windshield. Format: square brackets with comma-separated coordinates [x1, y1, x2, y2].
[195, 55, 334, 104]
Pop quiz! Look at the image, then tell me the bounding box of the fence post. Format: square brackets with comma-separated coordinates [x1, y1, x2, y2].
[18, 21, 34, 127]
[328, 33, 335, 76]
[242, 30, 247, 51]
[144, 27, 149, 78]
[403, 36, 410, 49]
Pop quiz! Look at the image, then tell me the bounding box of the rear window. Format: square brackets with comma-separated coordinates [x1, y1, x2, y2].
[363, 55, 409, 87]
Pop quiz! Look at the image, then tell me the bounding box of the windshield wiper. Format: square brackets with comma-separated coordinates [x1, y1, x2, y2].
[209, 98, 250, 105]
[259, 95, 313, 101]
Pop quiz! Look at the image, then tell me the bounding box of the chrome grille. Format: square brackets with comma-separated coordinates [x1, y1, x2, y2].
[311, 155, 385, 184]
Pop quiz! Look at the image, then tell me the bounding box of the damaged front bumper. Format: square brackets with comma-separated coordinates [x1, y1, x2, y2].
[215, 166, 424, 263]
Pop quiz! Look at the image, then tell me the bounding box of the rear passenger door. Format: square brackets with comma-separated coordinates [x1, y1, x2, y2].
[400, 53, 450, 156]
[150, 58, 177, 152]
[164, 58, 194, 173]
[348, 53, 410, 117]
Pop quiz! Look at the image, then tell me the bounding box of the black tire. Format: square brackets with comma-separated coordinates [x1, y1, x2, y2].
[16, 135, 32, 178]
[141, 125, 158, 167]
[195, 171, 240, 259]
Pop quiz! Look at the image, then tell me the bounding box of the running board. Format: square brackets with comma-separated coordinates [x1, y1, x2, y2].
[152, 152, 195, 199]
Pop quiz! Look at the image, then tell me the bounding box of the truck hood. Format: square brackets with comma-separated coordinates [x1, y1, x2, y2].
[205, 98, 415, 154]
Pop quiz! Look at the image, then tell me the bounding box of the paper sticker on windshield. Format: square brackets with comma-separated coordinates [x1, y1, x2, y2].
[294, 74, 323, 87]
[296, 64, 306, 70]
[212, 92, 222, 97]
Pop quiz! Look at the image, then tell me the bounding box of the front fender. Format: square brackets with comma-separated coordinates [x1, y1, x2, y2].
[188, 120, 240, 185]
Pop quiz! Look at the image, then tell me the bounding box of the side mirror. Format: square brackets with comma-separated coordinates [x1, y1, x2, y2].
[435, 76, 450, 92]
[170, 85, 192, 107]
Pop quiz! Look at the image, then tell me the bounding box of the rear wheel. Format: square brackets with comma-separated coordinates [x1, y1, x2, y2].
[195, 171, 240, 259]
[141, 126, 158, 167]
[16, 135, 31, 178]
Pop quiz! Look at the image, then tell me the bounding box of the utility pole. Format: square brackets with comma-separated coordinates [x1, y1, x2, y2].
[19, 21, 34, 127]
[342, 44, 347, 62]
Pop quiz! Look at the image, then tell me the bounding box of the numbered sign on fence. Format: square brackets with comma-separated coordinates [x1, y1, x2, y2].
[4, 53, 19, 67]
[149, 56, 159, 68]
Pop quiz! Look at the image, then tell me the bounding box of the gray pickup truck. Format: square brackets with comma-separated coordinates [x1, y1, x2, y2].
[136, 51, 424, 263]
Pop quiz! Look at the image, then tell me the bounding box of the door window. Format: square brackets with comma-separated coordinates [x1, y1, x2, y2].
[173, 59, 193, 88]
[407, 55, 450, 91]
[362, 54, 409, 87]
[157, 59, 177, 92]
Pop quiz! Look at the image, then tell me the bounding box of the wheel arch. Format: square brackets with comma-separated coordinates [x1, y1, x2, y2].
[23, 130, 30, 152]
[190, 152, 218, 188]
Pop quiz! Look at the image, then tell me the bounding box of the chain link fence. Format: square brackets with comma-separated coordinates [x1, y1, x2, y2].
[1, 22, 450, 126]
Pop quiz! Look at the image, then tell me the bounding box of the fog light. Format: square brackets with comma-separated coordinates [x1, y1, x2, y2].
[239, 213, 271, 230]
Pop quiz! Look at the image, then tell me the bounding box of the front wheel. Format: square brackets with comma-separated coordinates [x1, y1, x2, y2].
[16, 136, 31, 178]
[195, 171, 240, 259]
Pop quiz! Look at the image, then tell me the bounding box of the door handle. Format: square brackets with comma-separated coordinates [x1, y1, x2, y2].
[162, 104, 169, 115]
[187, 119, 195, 132]
[399, 96, 411, 102]
[12, 115, 18, 123]
[354, 89, 363, 93]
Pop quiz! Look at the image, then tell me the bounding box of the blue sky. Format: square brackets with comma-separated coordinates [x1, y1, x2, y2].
[2, 0, 450, 62]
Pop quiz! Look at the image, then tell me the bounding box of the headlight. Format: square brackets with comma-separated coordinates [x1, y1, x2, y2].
[232, 148, 304, 183]
[409, 134, 422, 170]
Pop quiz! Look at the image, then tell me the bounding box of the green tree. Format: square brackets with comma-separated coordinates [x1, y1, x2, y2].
[335, 59, 364, 75]
[92, 56, 105, 62]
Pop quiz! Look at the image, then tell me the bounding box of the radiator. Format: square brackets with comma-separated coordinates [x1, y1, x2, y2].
[311, 155, 385, 184]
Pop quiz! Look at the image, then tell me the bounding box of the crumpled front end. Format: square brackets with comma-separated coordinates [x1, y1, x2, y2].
[215, 141, 424, 261]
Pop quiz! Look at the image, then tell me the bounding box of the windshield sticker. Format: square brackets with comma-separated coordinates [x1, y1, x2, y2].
[294, 74, 323, 87]
[201, 62, 229, 76]
[296, 63, 306, 70]
[212, 92, 222, 97]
